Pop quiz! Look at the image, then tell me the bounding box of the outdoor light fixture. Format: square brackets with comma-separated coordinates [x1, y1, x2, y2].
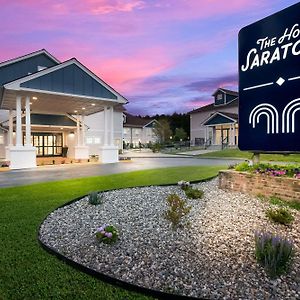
[74, 110, 78, 113]
[69, 132, 75, 137]
[32, 96, 38, 100]
[82, 107, 86, 110]
[91, 103, 95, 106]
[30, 102, 32, 105]
[60, 127, 64, 130]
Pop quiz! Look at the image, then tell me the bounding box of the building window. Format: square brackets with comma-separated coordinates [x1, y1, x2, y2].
[134, 128, 141, 136]
[94, 137, 101, 144]
[124, 128, 130, 135]
[86, 137, 93, 144]
[217, 94, 222, 100]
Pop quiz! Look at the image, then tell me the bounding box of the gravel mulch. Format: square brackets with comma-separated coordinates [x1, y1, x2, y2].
[39, 178, 300, 299]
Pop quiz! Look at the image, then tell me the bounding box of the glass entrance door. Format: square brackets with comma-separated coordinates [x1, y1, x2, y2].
[31, 133, 63, 157]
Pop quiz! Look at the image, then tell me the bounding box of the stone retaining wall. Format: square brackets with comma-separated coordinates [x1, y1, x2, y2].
[219, 170, 300, 202]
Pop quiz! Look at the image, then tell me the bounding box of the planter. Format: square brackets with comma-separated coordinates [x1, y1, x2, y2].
[219, 170, 300, 202]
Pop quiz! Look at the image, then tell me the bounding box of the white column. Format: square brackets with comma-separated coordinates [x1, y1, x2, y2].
[103, 106, 108, 146]
[81, 114, 86, 146]
[15, 96, 22, 147]
[204, 126, 208, 144]
[233, 123, 236, 145]
[25, 96, 31, 147]
[110, 106, 114, 146]
[8, 109, 13, 146]
[76, 115, 80, 146]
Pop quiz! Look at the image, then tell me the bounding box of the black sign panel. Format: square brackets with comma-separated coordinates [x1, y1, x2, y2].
[239, 2, 300, 152]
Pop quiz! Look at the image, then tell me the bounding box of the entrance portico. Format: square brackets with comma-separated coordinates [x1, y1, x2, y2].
[0, 54, 127, 169]
[202, 112, 238, 147]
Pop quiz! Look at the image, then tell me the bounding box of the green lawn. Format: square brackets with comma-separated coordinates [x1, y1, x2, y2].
[198, 148, 300, 162]
[0, 165, 224, 300]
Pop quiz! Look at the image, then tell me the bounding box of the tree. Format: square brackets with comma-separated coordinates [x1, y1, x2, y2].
[174, 127, 187, 141]
[153, 119, 172, 143]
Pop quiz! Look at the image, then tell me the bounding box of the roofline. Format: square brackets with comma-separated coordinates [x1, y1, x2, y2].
[3, 58, 128, 104]
[189, 97, 238, 115]
[143, 119, 157, 128]
[202, 111, 237, 126]
[0, 49, 60, 69]
[212, 88, 238, 97]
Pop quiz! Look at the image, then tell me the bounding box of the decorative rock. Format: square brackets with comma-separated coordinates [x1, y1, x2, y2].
[39, 178, 300, 299]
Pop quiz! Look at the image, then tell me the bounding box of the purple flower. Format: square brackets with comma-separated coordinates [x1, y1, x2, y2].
[100, 230, 105, 235]
[97, 226, 104, 232]
[106, 232, 113, 238]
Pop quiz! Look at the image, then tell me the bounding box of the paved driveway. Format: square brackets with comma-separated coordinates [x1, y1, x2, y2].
[0, 157, 241, 188]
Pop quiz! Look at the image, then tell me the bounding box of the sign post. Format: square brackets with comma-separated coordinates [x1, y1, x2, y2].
[239, 2, 300, 153]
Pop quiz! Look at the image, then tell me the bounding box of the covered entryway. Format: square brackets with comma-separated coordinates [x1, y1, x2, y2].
[0, 57, 127, 169]
[202, 112, 238, 148]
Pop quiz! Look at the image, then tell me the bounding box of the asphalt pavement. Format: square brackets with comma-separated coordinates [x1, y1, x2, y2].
[0, 157, 240, 188]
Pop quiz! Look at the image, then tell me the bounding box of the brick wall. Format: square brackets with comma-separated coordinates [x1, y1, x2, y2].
[219, 170, 300, 202]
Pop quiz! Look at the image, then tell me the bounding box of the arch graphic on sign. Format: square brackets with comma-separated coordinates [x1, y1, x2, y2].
[282, 98, 300, 133]
[249, 103, 279, 134]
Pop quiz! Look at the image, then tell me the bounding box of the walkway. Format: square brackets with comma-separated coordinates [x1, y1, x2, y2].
[0, 157, 240, 188]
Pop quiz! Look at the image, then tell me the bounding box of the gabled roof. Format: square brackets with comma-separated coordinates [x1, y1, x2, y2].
[124, 112, 156, 128]
[3, 58, 128, 104]
[21, 114, 77, 127]
[189, 97, 239, 115]
[212, 88, 238, 97]
[0, 49, 60, 69]
[202, 111, 238, 126]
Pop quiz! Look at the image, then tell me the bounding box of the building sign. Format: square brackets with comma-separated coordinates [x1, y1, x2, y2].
[239, 2, 300, 152]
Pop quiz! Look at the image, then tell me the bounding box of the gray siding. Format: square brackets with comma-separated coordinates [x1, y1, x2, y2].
[0, 54, 58, 86]
[190, 105, 238, 145]
[20, 64, 118, 100]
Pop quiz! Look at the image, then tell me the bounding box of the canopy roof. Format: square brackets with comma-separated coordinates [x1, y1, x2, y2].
[0, 51, 128, 115]
[202, 112, 238, 126]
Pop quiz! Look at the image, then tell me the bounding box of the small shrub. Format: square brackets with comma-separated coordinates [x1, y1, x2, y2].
[178, 180, 190, 190]
[266, 207, 294, 225]
[185, 187, 204, 199]
[235, 161, 251, 172]
[151, 143, 162, 153]
[88, 192, 103, 205]
[96, 224, 118, 244]
[164, 194, 191, 229]
[254, 231, 294, 278]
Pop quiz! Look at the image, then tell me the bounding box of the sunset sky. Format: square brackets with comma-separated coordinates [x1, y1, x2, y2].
[0, 0, 298, 115]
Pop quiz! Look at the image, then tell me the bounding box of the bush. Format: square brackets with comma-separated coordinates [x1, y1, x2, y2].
[177, 180, 190, 190]
[88, 192, 103, 205]
[164, 194, 191, 229]
[95, 224, 118, 244]
[235, 161, 251, 172]
[151, 143, 162, 153]
[266, 207, 294, 225]
[254, 231, 294, 278]
[184, 187, 204, 199]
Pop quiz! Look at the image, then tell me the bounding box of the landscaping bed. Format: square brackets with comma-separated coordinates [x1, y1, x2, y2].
[39, 178, 300, 299]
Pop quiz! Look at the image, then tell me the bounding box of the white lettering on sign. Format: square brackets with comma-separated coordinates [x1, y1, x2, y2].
[249, 99, 300, 134]
[241, 23, 300, 72]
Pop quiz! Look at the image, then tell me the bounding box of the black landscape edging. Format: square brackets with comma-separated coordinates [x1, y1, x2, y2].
[38, 179, 215, 300]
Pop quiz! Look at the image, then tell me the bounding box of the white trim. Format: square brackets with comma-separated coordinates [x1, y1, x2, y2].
[4, 58, 127, 104]
[143, 119, 157, 128]
[0, 49, 60, 68]
[202, 111, 237, 126]
[9, 87, 122, 104]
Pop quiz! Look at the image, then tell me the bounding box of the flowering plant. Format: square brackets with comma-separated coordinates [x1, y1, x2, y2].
[235, 162, 300, 178]
[95, 224, 118, 244]
[254, 231, 294, 278]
